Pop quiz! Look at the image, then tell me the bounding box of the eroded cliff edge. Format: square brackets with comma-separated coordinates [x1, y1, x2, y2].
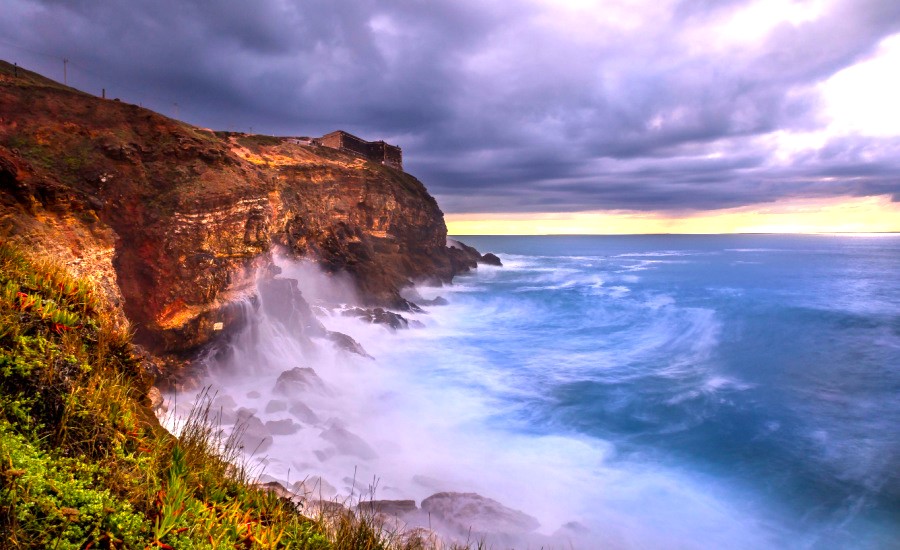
[0, 60, 484, 357]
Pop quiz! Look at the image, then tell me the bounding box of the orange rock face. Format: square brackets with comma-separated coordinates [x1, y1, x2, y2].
[0, 61, 472, 355]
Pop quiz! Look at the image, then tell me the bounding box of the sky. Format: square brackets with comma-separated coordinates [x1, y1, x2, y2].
[2, 0, 900, 234]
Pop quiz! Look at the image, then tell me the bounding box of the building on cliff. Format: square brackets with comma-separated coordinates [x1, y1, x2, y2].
[316, 130, 402, 170]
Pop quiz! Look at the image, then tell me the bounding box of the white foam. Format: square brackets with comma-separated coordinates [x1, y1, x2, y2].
[161, 253, 781, 548]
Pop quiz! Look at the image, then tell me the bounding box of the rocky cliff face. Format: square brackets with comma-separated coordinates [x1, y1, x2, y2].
[0, 60, 483, 356]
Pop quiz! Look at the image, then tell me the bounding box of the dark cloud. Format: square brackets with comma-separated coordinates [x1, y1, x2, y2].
[2, 0, 899, 213]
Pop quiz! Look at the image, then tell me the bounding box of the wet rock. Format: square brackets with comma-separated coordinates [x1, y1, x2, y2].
[257, 277, 326, 337]
[342, 307, 412, 330]
[274, 367, 328, 396]
[447, 239, 482, 273]
[480, 253, 503, 266]
[264, 399, 288, 413]
[210, 394, 239, 424]
[421, 492, 540, 535]
[288, 402, 320, 424]
[356, 500, 418, 517]
[235, 408, 272, 453]
[292, 476, 338, 499]
[419, 296, 449, 306]
[325, 330, 373, 358]
[265, 418, 302, 435]
[320, 423, 377, 460]
[301, 499, 349, 519]
[246, 390, 261, 399]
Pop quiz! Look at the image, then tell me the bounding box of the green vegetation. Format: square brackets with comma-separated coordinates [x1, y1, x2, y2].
[235, 134, 285, 148]
[0, 243, 463, 549]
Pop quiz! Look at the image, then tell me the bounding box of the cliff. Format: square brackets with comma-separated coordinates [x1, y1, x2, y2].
[0, 60, 483, 356]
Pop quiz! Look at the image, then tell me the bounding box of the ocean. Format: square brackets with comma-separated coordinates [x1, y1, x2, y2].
[165, 234, 900, 548]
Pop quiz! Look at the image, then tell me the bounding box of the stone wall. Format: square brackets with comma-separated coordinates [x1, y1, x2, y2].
[319, 131, 403, 170]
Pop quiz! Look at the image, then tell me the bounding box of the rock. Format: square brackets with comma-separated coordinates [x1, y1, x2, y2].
[480, 253, 503, 266]
[419, 296, 449, 306]
[301, 499, 349, 519]
[325, 330, 372, 358]
[292, 476, 338, 499]
[234, 408, 272, 454]
[420, 492, 540, 535]
[342, 307, 412, 330]
[356, 500, 418, 517]
[257, 277, 326, 336]
[209, 394, 239, 424]
[265, 418, 301, 435]
[274, 367, 328, 396]
[288, 401, 320, 424]
[319, 423, 377, 460]
[264, 399, 288, 413]
[446, 239, 482, 273]
[147, 386, 166, 414]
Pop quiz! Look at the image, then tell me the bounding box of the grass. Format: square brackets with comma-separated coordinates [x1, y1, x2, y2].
[0, 242, 480, 549]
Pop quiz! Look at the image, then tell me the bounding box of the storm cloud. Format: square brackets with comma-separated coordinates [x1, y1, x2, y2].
[2, 0, 899, 213]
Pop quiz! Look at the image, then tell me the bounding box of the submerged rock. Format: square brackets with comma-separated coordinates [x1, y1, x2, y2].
[421, 492, 539, 536]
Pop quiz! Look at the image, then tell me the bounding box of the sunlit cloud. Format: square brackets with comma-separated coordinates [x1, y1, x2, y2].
[821, 32, 900, 137]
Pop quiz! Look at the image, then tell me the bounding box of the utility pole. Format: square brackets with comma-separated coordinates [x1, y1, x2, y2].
[102, 88, 106, 99]
[63, 58, 68, 85]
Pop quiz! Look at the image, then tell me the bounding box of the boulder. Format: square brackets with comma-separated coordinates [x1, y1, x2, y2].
[356, 499, 418, 517]
[292, 476, 338, 499]
[420, 492, 539, 536]
[319, 423, 377, 460]
[234, 408, 273, 453]
[274, 367, 328, 396]
[288, 401, 320, 424]
[419, 296, 449, 306]
[325, 330, 372, 358]
[264, 399, 288, 413]
[342, 307, 411, 330]
[480, 253, 503, 266]
[265, 418, 302, 435]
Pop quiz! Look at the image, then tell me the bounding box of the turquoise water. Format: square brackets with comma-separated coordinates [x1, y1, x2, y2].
[445, 234, 900, 548]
